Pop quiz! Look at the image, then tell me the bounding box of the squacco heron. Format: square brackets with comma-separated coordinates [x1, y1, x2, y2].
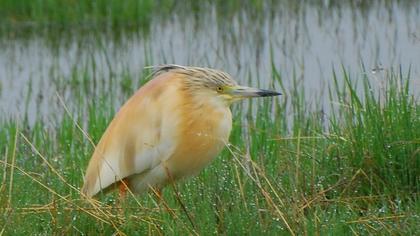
[81, 65, 281, 198]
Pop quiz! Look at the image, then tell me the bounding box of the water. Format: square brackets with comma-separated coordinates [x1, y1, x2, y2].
[1, 1, 419, 123]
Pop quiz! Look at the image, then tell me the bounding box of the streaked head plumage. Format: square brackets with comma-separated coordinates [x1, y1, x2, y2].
[152, 65, 237, 91]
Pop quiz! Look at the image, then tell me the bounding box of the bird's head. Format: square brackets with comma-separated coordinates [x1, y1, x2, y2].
[157, 65, 281, 106]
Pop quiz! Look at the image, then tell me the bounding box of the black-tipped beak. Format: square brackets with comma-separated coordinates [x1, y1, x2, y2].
[256, 89, 282, 97]
[229, 86, 282, 98]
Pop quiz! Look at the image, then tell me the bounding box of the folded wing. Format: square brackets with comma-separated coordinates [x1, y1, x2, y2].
[81, 72, 182, 197]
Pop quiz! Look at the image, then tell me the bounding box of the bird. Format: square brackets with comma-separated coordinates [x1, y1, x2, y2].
[81, 65, 281, 198]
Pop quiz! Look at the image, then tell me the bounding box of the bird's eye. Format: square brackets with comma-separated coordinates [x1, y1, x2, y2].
[216, 86, 223, 92]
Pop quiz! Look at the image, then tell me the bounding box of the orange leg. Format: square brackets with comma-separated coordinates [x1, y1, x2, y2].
[115, 178, 130, 216]
[118, 178, 130, 199]
[153, 187, 162, 201]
